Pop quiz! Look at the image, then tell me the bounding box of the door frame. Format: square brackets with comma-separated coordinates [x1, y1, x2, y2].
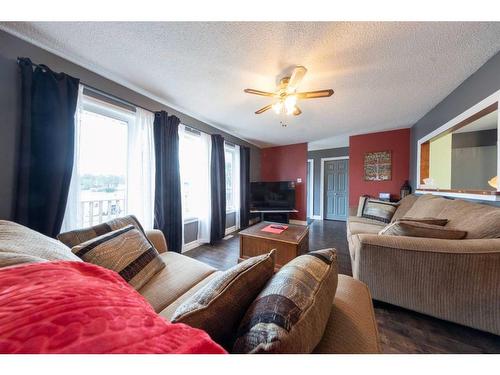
[320, 156, 349, 219]
[307, 159, 314, 218]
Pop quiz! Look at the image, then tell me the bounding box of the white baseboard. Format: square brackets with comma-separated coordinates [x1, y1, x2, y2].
[311, 215, 322, 220]
[290, 219, 308, 225]
[182, 240, 201, 253]
[225, 226, 237, 235]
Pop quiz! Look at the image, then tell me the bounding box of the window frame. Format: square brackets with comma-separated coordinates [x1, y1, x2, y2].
[78, 95, 135, 226]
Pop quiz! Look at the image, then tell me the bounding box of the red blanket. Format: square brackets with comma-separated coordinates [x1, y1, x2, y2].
[0, 261, 226, 354]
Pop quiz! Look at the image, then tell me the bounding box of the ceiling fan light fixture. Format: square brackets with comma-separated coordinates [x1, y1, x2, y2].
[272, 102, 283, 114]
[244, 65, 333, 118]
[284, 95, 297, 114]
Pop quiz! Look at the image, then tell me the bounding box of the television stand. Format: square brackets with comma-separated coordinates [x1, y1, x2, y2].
[250, 209, 298, 224]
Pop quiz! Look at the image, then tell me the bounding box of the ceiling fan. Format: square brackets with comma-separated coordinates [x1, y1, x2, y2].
[244, 66, 334, 116]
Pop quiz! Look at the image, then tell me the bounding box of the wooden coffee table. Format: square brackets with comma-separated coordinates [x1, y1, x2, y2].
[239, 221, 309, 269]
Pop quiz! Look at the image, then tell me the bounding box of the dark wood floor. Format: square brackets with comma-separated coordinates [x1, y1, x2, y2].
[185, 220, 500, 353]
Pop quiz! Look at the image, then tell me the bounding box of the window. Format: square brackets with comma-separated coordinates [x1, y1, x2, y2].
[180, 130, 203, 220]
[78, 103, 130, 227]
[62, 89, 156, 231]
[178, 125, 212, 245]
[179, 127, 211, 221]
[225, 145, 237, 212]
[224, 142, 241, 230]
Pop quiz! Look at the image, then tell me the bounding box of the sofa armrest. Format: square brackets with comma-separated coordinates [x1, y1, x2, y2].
[313, 275, 381, 354]
[145, 230, 168, 253]
[351, 234, 500, 335]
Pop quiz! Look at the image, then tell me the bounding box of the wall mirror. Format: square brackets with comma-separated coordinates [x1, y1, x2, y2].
[417, 91, 499, 201]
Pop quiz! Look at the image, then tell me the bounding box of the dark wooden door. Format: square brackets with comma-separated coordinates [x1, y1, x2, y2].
[324, 159, 348, 221]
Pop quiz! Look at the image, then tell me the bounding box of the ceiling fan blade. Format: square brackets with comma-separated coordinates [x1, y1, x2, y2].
[244, 88, 276, 97]
[293, 106, 302, 116]
[255, 104, 273, 114]
[287, 66, 308, 91]
[296, 89, 334, 99]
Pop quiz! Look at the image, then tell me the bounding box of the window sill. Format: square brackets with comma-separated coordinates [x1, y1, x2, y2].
[183, 217, 198, 224]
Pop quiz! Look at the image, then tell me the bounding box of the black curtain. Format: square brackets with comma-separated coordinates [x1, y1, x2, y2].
[153, 111, 183, 253]
[239, 146, 251, 229]
[14, 58, 80, 238]
[210, 134, 226, 244]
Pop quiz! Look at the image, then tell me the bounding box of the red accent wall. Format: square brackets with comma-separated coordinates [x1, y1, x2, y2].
[260, 143, 307, 221]
[349, 128, 411, 207]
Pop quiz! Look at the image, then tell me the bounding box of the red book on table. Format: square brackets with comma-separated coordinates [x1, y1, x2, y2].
[261, 224, 288, 234]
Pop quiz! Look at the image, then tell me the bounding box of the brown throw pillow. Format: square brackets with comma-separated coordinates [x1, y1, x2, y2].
[379, 221, 467, 239]
[58, 215, 146, 248]
[359, 199, 399, 223]
[398, 217, 449, 226]
[171, 250, 276, 348]
[71, 225, 165, 290]
[233, 248, 338, 354]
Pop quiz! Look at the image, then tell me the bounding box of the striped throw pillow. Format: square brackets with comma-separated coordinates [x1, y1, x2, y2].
[233, 249, 338, 354]
[58, 215, 146, 248]
[359, 199, 399, 223]
[71, 225, 165, 290]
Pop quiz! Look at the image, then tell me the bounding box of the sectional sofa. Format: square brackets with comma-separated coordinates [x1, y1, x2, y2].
[348, 194, 500, 336]
[0, 219, 381, 354]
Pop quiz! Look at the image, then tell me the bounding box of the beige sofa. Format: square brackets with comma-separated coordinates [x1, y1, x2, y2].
[347, 194, 500, 336]
[0, 220, 381, 354]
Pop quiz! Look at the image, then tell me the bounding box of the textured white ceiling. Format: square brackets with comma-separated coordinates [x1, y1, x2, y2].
[2, 22, 500, 149]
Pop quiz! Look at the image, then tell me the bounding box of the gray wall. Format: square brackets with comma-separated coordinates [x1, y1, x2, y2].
[410, 51, 500, 195]
[0, 30, 261, 220]
[307, 147, 349, 216]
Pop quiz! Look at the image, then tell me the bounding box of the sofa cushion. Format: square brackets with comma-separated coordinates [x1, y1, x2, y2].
[403, 194, 450, 219]
[138, 252, 216, 313]
[347, 218, 386, 237]
[171, 251, 276, 348]
[71, 225, 165, 290]
[57, 215, 146, 248]
[0, 220, 81, 268]
[437, 198, 500, 239]
[160, 272, 221, 320]
[233, 249, 338, 354]
[403, 194, 500, 239]
[359, 199, 399, 223]
[390, 194, 419, 222]
[379, 221, 467, 239]
[398, 217, 449, 226]
[0, 261, 225, 354]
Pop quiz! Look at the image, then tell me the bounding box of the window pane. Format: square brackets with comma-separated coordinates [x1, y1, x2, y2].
[180, 132, 206, 219]
[225, 148, 234, 210]
[79, 109, 128, 227]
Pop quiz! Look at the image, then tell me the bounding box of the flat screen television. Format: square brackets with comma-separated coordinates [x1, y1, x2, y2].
[250, 181, 296, 211]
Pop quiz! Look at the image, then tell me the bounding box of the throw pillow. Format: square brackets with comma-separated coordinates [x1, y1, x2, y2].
[171, 250, 276, 348]
[233, 248, 338, 354]
[359, 199, 399, 223]
[71, 225, 165, 290]
[0, 220, 82, 269]
[379, 221, 467, 239]
[398, 217, 448, 226]
[0, 261, 225, 354]
[57, 215, 146, 248]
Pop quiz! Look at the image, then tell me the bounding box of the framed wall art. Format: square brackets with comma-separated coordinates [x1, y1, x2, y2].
[364, 151, 392, 181]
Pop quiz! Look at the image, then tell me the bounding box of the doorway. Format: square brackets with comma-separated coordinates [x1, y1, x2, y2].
[321, 157, 349, 221]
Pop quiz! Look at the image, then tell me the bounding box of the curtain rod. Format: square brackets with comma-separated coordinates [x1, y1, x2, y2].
[16, 57, 245, 146]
